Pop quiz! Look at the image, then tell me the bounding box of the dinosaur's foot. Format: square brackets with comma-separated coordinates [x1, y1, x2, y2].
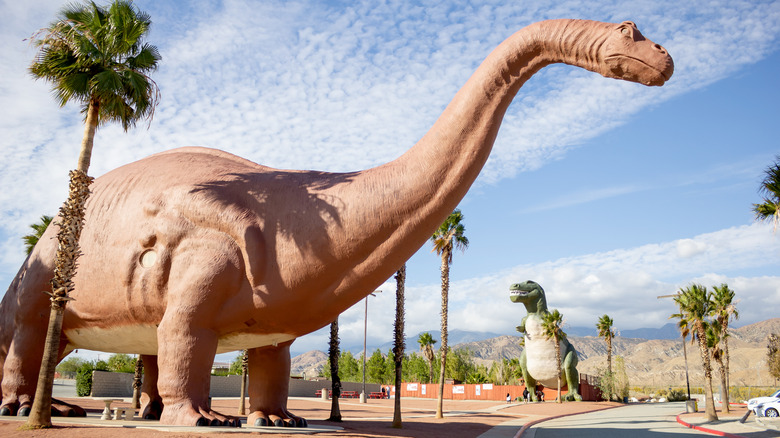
[51, 398, 86, 417]
[0, 401, 22, 416]
[141, 399, 164, 420]
[248, 409, 307, 428]
[564, 392, 583, 402]
[159, 402, 242, 427]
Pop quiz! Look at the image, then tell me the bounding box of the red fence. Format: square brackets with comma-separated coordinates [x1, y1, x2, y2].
[397, 374, 601, 402]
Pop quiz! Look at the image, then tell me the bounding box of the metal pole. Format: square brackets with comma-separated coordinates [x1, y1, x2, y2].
[362, 296, 368, 403]
[682, 335, 691, 400]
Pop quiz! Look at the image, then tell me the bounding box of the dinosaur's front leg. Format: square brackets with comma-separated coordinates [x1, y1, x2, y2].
[562, 345, 582, 401]
[519, 349, 539, 403]
[246, 341, 307, 427]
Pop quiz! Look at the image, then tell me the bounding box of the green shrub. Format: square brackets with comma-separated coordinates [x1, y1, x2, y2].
[75, 363, 93, 397]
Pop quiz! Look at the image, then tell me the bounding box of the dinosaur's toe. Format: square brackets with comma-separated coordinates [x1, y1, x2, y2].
[254, 417, 268, 427]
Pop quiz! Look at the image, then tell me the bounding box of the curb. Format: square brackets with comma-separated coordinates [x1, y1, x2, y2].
[515, 404, 625, 438]
[675, 413, 746, 438]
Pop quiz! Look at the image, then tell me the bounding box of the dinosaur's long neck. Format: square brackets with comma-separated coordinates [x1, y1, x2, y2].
[328, 20, 607, 298]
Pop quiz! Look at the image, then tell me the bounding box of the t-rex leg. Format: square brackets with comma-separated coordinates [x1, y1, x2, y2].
[562, 345, 582, 401]
[139, 355, 163, 420]
[519, 349, 539, 402]
[246, 341, 307, 427]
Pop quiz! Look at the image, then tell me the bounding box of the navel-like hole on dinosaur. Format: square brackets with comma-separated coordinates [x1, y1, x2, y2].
[140, 249, 157, 268]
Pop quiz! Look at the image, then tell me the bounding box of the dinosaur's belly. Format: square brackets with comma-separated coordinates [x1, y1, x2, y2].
[64, 325, 295, 355]
[524, 315, 564, 388]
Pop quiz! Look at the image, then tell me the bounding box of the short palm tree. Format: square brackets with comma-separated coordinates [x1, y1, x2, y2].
[327, 318, 342, 422]
[596, 314, 616, 400]
[23, 215, 53, 255]
[705, 320, 730, 413]
[541, 309, 565, 403]
[26, 0, 160, 428]
[238, 350, 248, 415]
[753, 156, 780, 231]
[672, 284, 718, 422]
[392, 264, 406, 428]
[417, 332, 437, 384]
[430, 209, 468, 419]
[710, 283, 737, 412]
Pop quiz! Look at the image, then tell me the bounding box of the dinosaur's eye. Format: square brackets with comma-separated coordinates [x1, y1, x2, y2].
[621, 27, 629, 35]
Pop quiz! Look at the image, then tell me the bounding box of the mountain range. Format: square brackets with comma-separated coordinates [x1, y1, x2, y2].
[292, 318, 780, 389]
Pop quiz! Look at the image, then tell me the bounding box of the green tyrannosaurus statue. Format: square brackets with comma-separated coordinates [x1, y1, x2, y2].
[510, 280, 582, 402]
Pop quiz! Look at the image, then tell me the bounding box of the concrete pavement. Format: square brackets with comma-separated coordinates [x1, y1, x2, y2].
[525, 402, 779, 438]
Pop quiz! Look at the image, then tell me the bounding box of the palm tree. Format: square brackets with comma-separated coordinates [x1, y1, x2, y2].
[131, 356, 143, 409]
[541, 309, 565, 403]
[710, 283, 737, 412]
[417, 332, 437, 383]
[753, 156, 780, 231]
[672, 284, 718, 422]
[23, 215, 53, 255]
[392, 264, 406, 428]
[596, 314, 616, 400]
[26, 0, 160, 428]
[705, 320, 730, 414]
[430, 209, 468, 419]
[327, 318, 342, 422]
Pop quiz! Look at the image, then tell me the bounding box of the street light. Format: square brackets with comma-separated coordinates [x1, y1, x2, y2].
[361, 290, 382, 403]
[657, 293, 691, 401]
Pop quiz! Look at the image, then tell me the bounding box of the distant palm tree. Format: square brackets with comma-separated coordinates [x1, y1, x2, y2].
[596, 314, 616, 400]
[541, 309, 565, 404]
[392, 264, 406, 428]
[327, 318, 342, 422]
[131, 356, 143, 409]
[753, 156, 780, 231]
[238, 350, 248, 415]
[672, 284, 718, 422]
[23, 215, 53, 255]
[430, 209, 468, 419]
[417, 332, 437, 384]
[710, 283, 737, 413]
[705, 320, 730, 414]
[26, 0, 160, 428]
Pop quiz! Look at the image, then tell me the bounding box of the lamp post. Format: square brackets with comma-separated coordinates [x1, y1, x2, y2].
[658, 293, 691, 401]
[361, 290, 381, 403]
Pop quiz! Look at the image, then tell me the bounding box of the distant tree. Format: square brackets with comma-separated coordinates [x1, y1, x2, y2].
[767, 333, 780, 382]
[417, 332, 437, 384]
[238, 350, 248, 415]
[752, 156, 780, 231]
[541, 309, 565, 403]
[26, 0, 161, 427]
[327, 319, 342, 422]
[706, 320, 730, 413]
[23, 215, 53, 255]
[446, 348, 476, 383]
[430, 209, 468, 419]
[367, 349, 387, 384]
[392, 264, 405, 428]
[710, 283, 738, 412]
[672, 284, 718, 422]
[106, 353, 135, 373]
[596, 314, 616, 400]
[402, 353, 429, 383]
[55, 356, 87, 378]
[613, 356, 629, 400]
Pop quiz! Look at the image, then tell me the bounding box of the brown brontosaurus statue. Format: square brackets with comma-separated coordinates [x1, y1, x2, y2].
[0, 19, 672, 427]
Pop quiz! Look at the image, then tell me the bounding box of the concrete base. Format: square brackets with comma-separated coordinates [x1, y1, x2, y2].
[359, 392, 366, 404]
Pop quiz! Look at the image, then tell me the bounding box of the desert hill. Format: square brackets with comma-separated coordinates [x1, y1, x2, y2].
[292, 318, 780, 388]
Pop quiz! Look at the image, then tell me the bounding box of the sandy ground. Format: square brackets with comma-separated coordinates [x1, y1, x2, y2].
[0, 397, 622, 437]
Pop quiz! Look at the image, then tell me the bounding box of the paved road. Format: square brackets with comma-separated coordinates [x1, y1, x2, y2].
[53, 379, 78, 399]
[529, 403, 718, 438]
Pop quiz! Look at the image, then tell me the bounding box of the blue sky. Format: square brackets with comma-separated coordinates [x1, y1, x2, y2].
[1, 0, 779, 361]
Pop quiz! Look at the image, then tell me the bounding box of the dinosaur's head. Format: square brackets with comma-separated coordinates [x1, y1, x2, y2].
[597, 21, 673, 86]
[509, 280, 544, 304]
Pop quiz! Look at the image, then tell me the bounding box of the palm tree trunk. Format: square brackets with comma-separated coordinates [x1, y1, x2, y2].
[392, 264, 406, 428]
[238, 350, 248, 415]
[131, 357, 144, 409]
[77, 99, 99, 173]
[556, 343, 562, 404]
[716, 356, 729, 414]
[697, 326, 718, 422]
[723, 332, 730, 410]
[27, 166, 93, 428]
[607, 337, 613, 401]
[435, 250, 450, 419]
[327, 319, 342, 422]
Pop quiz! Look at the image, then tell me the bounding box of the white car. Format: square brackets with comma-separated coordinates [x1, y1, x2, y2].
[747, 389, 780, 415]
[755, 400, 780, 418]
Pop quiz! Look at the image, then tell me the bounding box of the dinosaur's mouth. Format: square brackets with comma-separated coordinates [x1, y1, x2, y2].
[604, 55, 672, 86]
[509, 290, 530, 301]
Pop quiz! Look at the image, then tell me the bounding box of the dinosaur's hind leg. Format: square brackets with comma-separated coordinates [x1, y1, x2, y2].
[139, 355, 163, 419]
[246, 341, 307, 428]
